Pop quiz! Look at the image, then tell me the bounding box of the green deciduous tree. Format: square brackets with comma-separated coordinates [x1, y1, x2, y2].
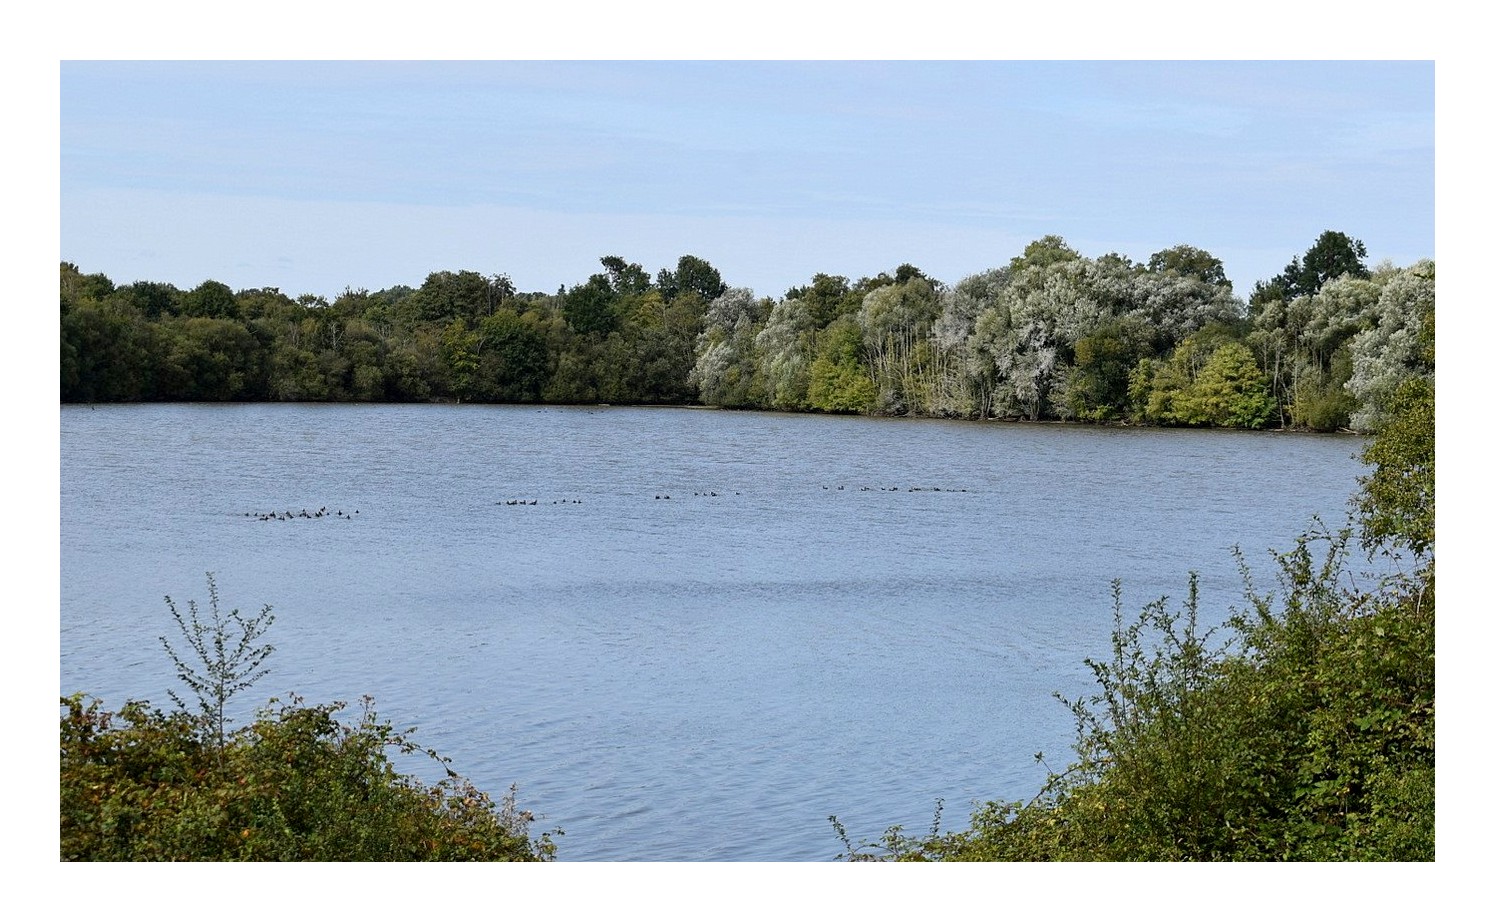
[1144, 335, 1273, 428]
[1128, 270, 1244, 355]
[1299, 230, 1370, 293]
[1069, 318, 1149, 421]
[563, 274, 621, 336]
[1175, 341, 1274, 428]
[1009, 234, 1081, 272]
[970, 264, 1082, 420]
[1147, 244, 1229, 287]
[600, 256, 652, 296]
[657, 254, 727, 304]
[786, 273, 857, 328]
[442, 319, 482, 402]
[116, 280, 182, 320]
[60, 302, 156, 401]
[60, 261, 116, 307]
[858, 275, 940, 415]
[404, 270, 515, 325]
[928, 268, 1008, 418]
[156, 317, 269, 400]
[474, 309, 551, 402]
[1250, 230, 1369, 316]
[267, 341, 330, 401]
[807, 317, 876, 413]
[182, 280, 240, 320]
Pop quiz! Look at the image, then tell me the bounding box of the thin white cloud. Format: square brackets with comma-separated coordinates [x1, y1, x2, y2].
[61, 61, 1434, 297]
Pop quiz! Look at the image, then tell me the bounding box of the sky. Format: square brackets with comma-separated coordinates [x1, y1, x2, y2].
[60, 60, 1434, 300]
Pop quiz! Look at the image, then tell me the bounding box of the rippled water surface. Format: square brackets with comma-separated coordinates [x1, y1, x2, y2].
[60, 404, 1367, 860]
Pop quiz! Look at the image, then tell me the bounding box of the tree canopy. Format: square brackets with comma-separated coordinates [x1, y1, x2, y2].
[62, 232, 1425, 433]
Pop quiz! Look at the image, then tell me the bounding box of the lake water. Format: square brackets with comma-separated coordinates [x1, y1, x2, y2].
[59, 404, 1368, 860]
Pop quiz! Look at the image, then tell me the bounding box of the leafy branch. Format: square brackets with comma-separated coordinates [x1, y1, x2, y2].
[159, 572, 275, 753]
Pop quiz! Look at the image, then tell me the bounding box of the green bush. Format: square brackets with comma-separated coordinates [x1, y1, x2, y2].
[62, 574, 554, 861]
[60, 693, 555, 861]
[835, 535, 1432, 861]
[1146, 339, 1275, 428]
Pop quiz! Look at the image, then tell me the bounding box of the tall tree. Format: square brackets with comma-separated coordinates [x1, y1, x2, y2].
[1250, 230, 1369, 315]
[754, 298, 816, 410]
[116, 280, 182, 320]
[1068, 317, 1150, 421]
[1146, 244, 1229, 288]
[405, 270, 513, 325]
[563, 275, 621, 336]
[60, 262, 116, 308]
[690, 288, 765, 407]
[858, 275, 940, 415]
[1008, 235, 1081, 272]
[475, 310, 551, 402]
[786, 273, 855, 328]
[1298, 230, 1370, 294]
[1359, 376, 1433, 557]
[657, 255, 726, 303]
[929, 268, 1009, 418]
[182, 280, 240, 320]
[1346, 261, 1434, 432]
[600, 256, 652, 296]
[807, 317, 876, 413]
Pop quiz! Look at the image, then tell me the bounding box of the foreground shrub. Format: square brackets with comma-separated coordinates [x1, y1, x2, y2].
[989, 542, 1424, 859]
[834, 535, 1432, 861]
[60, 694, 555, 861]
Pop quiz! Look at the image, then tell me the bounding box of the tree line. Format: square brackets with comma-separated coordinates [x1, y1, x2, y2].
[60, 231, 1433, 432]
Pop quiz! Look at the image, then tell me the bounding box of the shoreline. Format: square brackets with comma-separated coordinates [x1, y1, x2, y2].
[58, 398, 1364, 435]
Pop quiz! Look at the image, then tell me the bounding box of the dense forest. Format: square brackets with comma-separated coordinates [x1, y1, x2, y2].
[60, 231, 1432, 433]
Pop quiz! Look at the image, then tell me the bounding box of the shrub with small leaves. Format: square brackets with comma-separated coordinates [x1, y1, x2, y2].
[160, 573, 275, 751]
[63, 574, 555, 861]
[60, 693, 556, 861]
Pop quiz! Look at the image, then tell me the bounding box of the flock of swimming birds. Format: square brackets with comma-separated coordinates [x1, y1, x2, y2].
[493, 485, 975, 504]
[245, 486, 976, 520]
[244, 506, 358, 522]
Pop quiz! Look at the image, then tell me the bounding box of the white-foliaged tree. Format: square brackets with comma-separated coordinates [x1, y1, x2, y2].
[1346, 261, 1434, 432]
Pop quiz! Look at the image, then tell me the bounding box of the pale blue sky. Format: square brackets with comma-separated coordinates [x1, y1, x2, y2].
[61, 60, 1433, 299]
